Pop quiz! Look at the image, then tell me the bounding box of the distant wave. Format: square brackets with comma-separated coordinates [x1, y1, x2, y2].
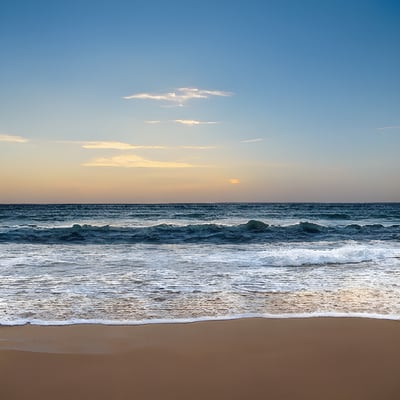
[316, 213, 351, 220]
[0, 220, 399, 244]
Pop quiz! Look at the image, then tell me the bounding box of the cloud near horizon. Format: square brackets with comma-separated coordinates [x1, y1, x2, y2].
[240, 138, 264, 143]
[82, 154, 195, 168]
[0, 134, 29, 143]
[71, 141, 215, 151]
[179, 146, 216, 150]
[81, 141, 166, 150]
[174, 119, 218, 126]
[123, 87, 233, 104]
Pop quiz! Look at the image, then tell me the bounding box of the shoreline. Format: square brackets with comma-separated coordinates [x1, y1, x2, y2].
[1, 317, 400, 399]
[1, 311, 400, 327]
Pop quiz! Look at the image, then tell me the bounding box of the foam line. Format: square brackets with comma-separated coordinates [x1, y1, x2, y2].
[1, 312, 399, 327]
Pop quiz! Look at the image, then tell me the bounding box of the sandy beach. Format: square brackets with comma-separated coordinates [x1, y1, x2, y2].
[1, 317, 399, 400]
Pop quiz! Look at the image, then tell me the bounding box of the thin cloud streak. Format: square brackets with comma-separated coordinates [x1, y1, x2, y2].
[63, 140, 216, 151]
[123, 87, 233, 104]
[377, 125, 400, 131]
[81, 141, 166, 150]
[0, 134, 29, 143]
[179, 146, 216, 150]
[174, 119, 218, 126]
[240, 138, 264, 143]
[82, 154, 194, 168]
[144, 120, 161, 124]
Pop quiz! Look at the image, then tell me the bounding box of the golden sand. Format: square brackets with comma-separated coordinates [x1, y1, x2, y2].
[1, 318, 400, 399]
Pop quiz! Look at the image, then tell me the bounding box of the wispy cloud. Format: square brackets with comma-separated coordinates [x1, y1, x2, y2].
[81, 141, 166, 150]
[179, 146, 216, 150]
[123, 87, 233, 105]
[82, 154, 194, 168]
[174, 119, 218, 126]
[0, 134, 29, 143]
[144, 119, 219, 125]
[240, 138, 264, 143]
[64, 140, 215, 151]
[377, 125, 400, 131]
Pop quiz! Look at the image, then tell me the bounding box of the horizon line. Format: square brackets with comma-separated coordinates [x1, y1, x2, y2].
[1, 201, 399, 206]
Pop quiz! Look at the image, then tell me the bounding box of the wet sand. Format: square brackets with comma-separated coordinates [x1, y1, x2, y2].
[1, 317, 400, 399]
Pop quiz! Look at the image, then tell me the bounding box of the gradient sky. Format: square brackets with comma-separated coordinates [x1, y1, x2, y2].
[1, 0, 399, 203]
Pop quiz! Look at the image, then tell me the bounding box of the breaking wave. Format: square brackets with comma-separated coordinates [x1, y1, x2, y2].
[0, 220, 399, 244]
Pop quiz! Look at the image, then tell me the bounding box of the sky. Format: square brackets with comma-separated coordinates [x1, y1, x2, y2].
[1, 0, 399, 203]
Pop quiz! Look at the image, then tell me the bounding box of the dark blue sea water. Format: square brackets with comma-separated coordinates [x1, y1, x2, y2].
[0, 203, 399, 324]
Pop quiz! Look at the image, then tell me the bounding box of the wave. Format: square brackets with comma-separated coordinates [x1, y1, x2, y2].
[0, 220, 399, 244]
[317, 213, 351, 220]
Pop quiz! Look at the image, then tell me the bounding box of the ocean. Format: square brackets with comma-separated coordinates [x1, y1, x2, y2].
[0, 203, 399, 325]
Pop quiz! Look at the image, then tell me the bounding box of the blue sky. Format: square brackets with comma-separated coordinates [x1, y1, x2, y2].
[1, 0, 399, 202]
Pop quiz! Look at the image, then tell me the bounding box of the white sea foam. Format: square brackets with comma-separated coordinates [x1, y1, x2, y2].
[1, 312, 400, 327]
[1, 203, 400, 324]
